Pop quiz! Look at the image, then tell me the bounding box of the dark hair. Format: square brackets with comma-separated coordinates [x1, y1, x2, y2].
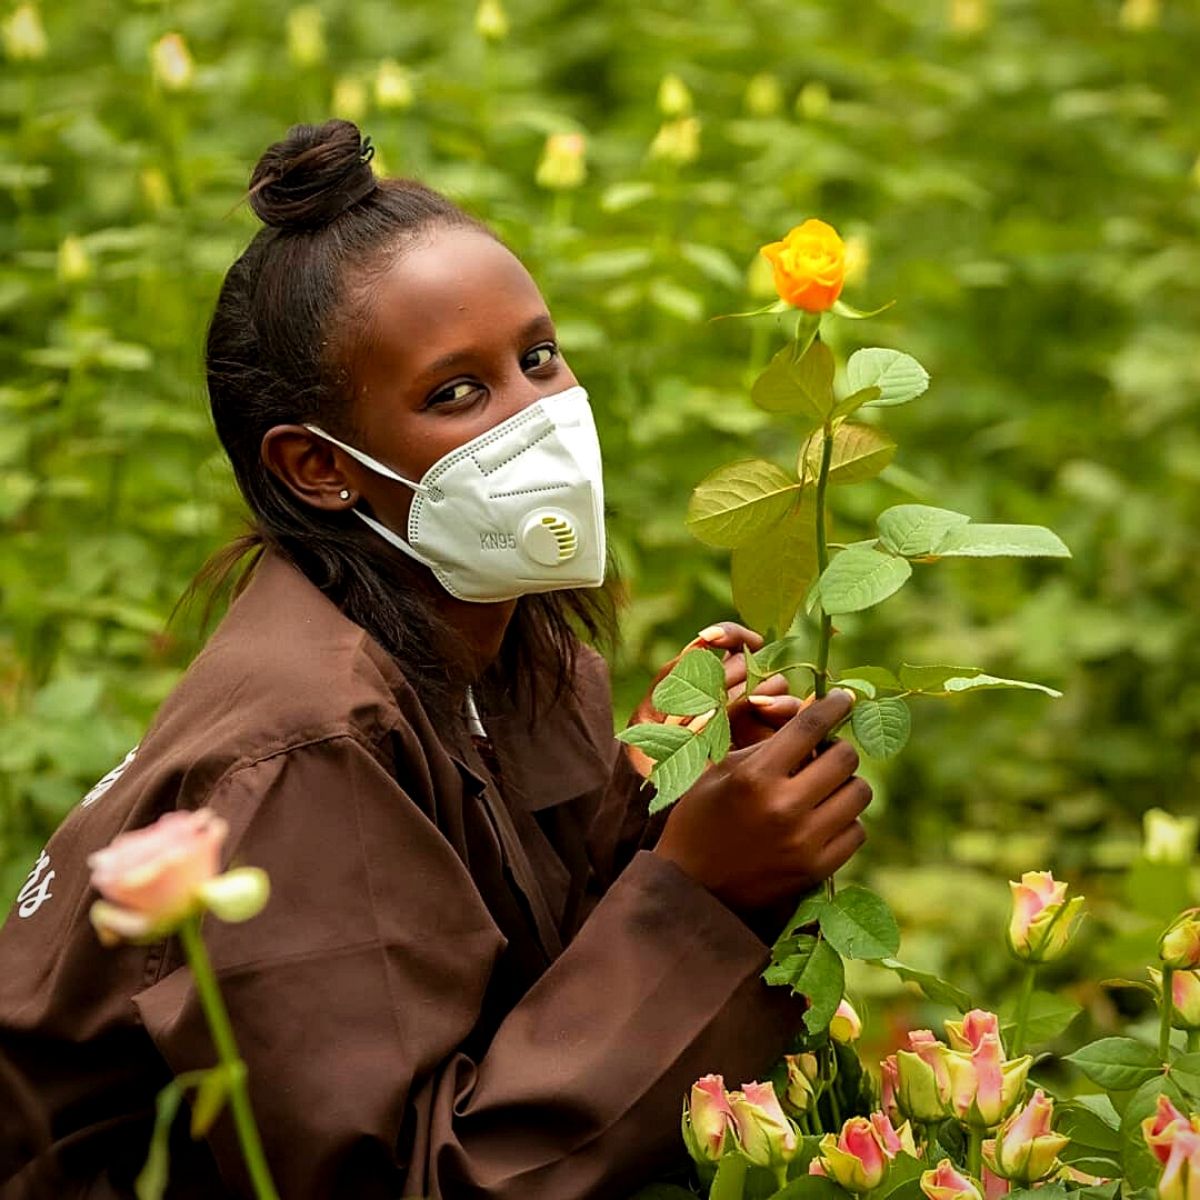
[198, 119, 616, 714]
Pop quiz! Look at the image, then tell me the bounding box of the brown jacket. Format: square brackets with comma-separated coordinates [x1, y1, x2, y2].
[0, 552, 801, 1199]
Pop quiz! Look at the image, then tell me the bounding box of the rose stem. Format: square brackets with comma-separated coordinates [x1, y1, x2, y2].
[178, 918, 280, 1200]
[1159, 965, 1176, 1063]
[1010, 964, 1038, 1057]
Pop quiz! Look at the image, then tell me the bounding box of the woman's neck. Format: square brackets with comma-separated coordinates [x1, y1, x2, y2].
[437, 593, 518, 678]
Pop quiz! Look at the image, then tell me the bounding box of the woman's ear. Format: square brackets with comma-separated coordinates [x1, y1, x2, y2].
[261, 425, 358, 511]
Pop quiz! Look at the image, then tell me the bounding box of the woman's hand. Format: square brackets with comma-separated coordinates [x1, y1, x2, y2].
[623, 622, 800, 778]
[653, 690, 870, 915]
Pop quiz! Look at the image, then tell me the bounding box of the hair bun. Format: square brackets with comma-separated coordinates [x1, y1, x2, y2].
[249, 119, 378, 232]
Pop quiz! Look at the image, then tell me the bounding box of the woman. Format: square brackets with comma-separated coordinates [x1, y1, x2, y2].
[0, 120, 870, 1199]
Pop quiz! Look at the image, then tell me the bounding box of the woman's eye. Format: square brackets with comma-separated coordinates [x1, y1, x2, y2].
[522, 343, 558, 371]
[429, 381, 480, 407]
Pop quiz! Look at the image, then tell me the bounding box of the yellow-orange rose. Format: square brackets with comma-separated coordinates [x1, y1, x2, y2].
[759, 219, 845, 313]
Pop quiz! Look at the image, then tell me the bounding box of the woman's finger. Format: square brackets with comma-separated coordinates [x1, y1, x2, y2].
[695, 622, 765, 653]
[783, 736, 860, 805]
[815, 818, 868, 878]
[810, 775, 873, 843]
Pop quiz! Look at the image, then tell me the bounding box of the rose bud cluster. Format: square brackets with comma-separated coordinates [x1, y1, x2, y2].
[982, 1089, 1070, 1185]
[1159, 910, 1200, 972]
[1142, 1094, 1200, 1200]
[1007, 871, 1084, 964]
[682, 1075, 797, 1172]
[892, 1011, 1032, 1129]
[810, 1112, 919, 1193]
[87, 808, 269, 946]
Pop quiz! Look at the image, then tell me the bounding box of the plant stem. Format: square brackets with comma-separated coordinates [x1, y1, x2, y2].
[813, 416, 834, 702]
[178, 919, 279, 1200]
[1188, 1029, 1199, 1054]
[775, 1163, 790, 1189]
[1010, 964, 1038, 1057]
[967, 1126, 983, 1181]
[1159, 965, 1175, 1063]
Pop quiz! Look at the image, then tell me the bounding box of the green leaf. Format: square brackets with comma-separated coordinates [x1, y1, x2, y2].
[833, 677, 877, 699]
[751, 341, 835, 422]
[616, 724, 707, 813]
[802, 423, 897, 486]
[999, 991, 1082, 1045]
[844, 348, 930, 407]
[189, 1066, 231, 1138]
[746, 637, 816, 694]
[710, 1150, 749, 1200]
[898, 664, 983, 692]
[1170, 1052, 1200, 1099]
[818, 885, 901, 960]
[651, 647, 727, 715]
[877, 505, 972, 557]
[879, 959, 973, 1011]
[1065, 1037, 1164, 1091]
[940, 673, 1063, 699]
[850, 698, 912, 758]
[688, 459, 802, 549]
[772, 1178, 854, 1200]
[1057, 1096, 1122, 1155]
[835, 665, 902, 693]
[765, 933, 846, 1034]
[817, 547, 912, 615]
[700, 705, 732, 764]
[732, 494, 819, 636]
[932, 523, 1071, 558]
[830, 385, 883, 420]
[1007, 1186, 1068, 1200]
[680, 241, 743, 288]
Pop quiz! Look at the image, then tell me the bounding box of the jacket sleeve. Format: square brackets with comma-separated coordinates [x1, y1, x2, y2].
[132, 734, 802, 1200]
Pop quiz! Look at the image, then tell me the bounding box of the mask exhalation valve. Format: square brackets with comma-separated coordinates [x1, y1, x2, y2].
[521, 511, 579, 566]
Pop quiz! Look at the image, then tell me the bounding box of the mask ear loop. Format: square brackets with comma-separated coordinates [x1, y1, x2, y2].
[303, 424, 436, 498]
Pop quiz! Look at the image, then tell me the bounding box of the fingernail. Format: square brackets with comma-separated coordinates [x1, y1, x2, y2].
[747, 694, 777, 707]
[831, 687, 858, 705]
[696, 625, 725, 642]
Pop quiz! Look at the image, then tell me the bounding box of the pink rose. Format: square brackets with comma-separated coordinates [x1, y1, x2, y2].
[819, 1116, 890, 1192]
[1007, 871, 1084, 963]
[831, 998, 863, 1043]
[685, 1074, 735, 1164]
[1160, 910, 1200, 971]
[1150, 969, 1200, 1030]
[945, 1010, 1002, 1053]
[728, 1080, 798, 1168]
[1141, 1094, 1200, 1200]
[922, 1159, 984, 1200]
[983, 1089, 1069, 1184]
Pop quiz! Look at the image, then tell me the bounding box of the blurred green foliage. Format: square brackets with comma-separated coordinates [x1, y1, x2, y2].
[2, 0, 1198, 1009]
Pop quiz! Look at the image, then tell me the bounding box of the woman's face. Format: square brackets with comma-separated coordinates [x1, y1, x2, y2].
[337, 225, 578, 537]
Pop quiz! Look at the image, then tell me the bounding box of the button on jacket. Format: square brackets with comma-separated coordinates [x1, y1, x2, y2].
[0, 551, 801, 1199]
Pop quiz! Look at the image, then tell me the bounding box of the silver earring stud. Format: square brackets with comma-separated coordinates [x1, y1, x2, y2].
[339, 489, 351, 501]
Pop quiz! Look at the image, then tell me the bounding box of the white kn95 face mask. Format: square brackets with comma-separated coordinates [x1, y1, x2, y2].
[305, 385, 606, 603]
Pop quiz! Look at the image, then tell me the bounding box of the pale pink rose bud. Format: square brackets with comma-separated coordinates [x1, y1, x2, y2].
[897, 1032, 953, 1122]
[88, 809, 227, 936]
[1141, 1094, 1200, 1200]
[945, 1010, 1003, 1054]
[880, 1054, 901, 1123]
[830, 998, 863, 1044]
[809, 1158, 829, 1176]
[818, 1117, 890, 1192]
[921, 1158, 984, 1200]
[1160, 910, 1200, 971]
[197, 867, 270, 924]
[983, 1089, 1069, 1184]
[983, 1164, 1010, 1200]
[1149, 968, 1200, 1031]
[871, 1112, 918, 1160]
[684, 1074, 735, 1165]
[1007, 871, 1084, 963]
[944, 1030, 1032, 1128]
[729, 1081, 799, 1168]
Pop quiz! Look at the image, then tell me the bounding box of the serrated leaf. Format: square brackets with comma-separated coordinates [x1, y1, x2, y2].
[831, 385, 883, 420]
[1065, 1038, 1164, 1091]
[1057, 1097, 1123, 1154]
[802, 422, 897, 485]
[732, 494, 819, 636]
[834, 677, 877, 699]
[933, 523, 1071, 558]
[942, 673, 1063, 698]
[616, 724, 707, 813]
[751, 340, 836, 422]
[899, 664, 983, 692]
[818, 886, 901, 960]
[999, 990, 1082, 1045]
[851, 698, 912, 758]
[746, 636, 816, 693]
[879, 959, 974, 1011]
[765, 933, 846, 1034]
[651, 647, 727, 715]
[700, 705, 732, 764]
[1170, 1052, 1200, 1099]
[877, 505, 972, 557]
[687, 459, 801, 548]
[817, 547, 912, 615]
[836, 665, 902, 692]
[845, 347, 930, 407]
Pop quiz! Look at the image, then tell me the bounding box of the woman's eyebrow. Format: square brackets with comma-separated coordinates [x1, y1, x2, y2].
[414, 314, 557, 385]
